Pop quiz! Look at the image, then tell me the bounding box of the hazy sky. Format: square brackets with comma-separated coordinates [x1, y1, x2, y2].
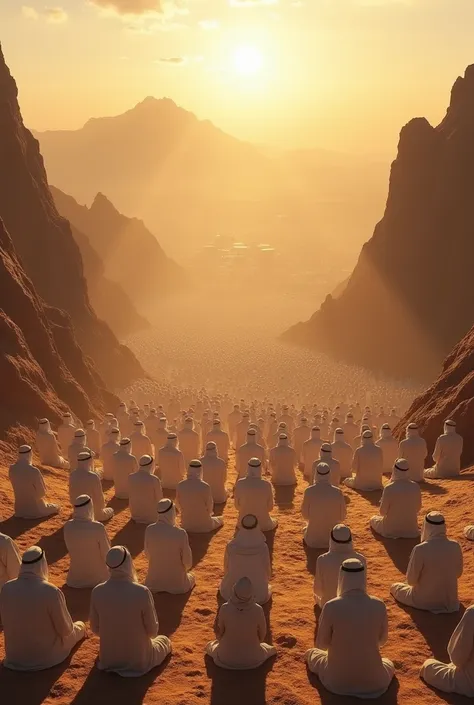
[2, 0, 474, 153]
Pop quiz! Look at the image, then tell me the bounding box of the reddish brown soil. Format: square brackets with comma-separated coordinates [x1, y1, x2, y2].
[1, 454, 473, 705]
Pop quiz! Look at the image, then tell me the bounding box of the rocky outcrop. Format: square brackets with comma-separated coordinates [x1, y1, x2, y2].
[51, 186, 181, 318]
[396, 326, 474, 467]
[0, 43, 145, 388]
[284, 65, 474, 382]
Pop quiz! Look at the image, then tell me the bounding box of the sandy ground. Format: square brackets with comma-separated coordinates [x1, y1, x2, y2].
[1, 454, 474, 705]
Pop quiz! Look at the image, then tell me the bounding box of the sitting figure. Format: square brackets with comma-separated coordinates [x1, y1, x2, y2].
[302, 462, 346, 549]
[36, 419, 69, 469]
[129, 455, 163, 525]
[64, 495, 110, 588]
[314, 524, 366, 609]
[0, 532, 21, 589]
[424, 420, 463, 479]
[344, 431, 383, 491]
[176, 460, 223, 533]
[9, 445, 59, 519]
[370, 459, 421, 539]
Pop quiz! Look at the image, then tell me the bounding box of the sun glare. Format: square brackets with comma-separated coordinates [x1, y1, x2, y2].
[233, 45, 263, 76]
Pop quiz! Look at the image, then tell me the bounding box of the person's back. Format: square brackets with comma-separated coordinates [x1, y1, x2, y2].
[399, 424, 427, 482]
[0, 533, 21, 589]
[85, 420, 101, 457]
[376, 425, 399, 474]
[269, 434, 297, 486]
[236, 432, 266, 479]
[113, 439, 138, 499]
[158, 434, 185, 490]
[425, 420, 463, 479]
[68, 429, 87, 469]
[200, 443, 227, 504]
[370, 460, 421, 539]
[314, 525, 366, 608]
[318, 444, 341, 486]
[234, 458, 277, 531]
[130, 422, 153, 462]
[101, 429, 121, 481]
[302, 463, 346, 549]
[343, 415, 358, 447]
[345, 432, 383, 491]
[331, 430, 353, 480]
[293, 420, 311, 462]
[129, 456, 163, 524]
[64, 495, 110, 588]
[302, 428, 322, 479]
[178, 419, 200, 466]
[9, 445, 59, 519]
[235, 414, 250, 450]
[177, 461, 223, 533]
[69, 451, 113, 522]
[206, 420, 230, 463]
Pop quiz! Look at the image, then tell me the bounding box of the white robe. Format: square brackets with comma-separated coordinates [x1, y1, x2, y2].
[301, 474, 346, 549]
[391, 524, 463, 613]
[234, 466, 277, 532]
[370, 468, 421, 539]
[176, 468, 223, 533]
[0, 533, 21, 589]
[425, 430, 463, 479]
[302, 434, 323, 480]
[399, 432, 428, 482]
[269, 440, 297, 486]
[158, 443, 186, 490]
[36, 426, 69, 469]
[293, 424, 311, 462]
[421, 605, 474, 696]
[236, 440, 266, 479]
[317, 452, 341, 486]
[144, 508, 195, 594]
[57, 422, 76, 454]
[235, 420, 250, 451]
[68, 437, 87, 469]
[220, 528, 271, 605]
[129, 465, 163, 524]
[344, 440, 383, 491]
[130, 430, 154, 463]
[90, 575, 171, 677]
[331, 439, 353, 480]
[343, 421, 358, 447]
[206, 597, 276, 670]
[112, 447, 138, 499]
[314, 541, 366, 608]
[177, 427, 200, 467]
[206, 428, 230, 463]
[86, 426, 102, 457]
[64, 504, 110, 588]
[69, 464, 113, 522]
[376, 431, 399, 474]
[200, 450, 228, 504]
[101, 439, 121, 482]
[9, 456, 59, 519]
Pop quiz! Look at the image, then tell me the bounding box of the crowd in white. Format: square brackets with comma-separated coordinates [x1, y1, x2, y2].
[0, 394, 472, 698]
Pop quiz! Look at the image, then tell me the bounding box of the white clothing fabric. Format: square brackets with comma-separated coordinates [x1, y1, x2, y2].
[36, 420, 69, 469]
[69, 452, 114, 522]
[421, 605, 474, 696]
[9, 446, 59, 519]
[0, 533, 21, 589]
[331, 430, 353, 480]
[144, 500, 195, 594]
[68, 430, 87, 469]
[178, 422, 200, 467]
[200, 444, 228, 503]
[424, 422, 463, 479]
[391, 513, 463, 613]
[370, 460, 421, 538]
[376, 426, 399, 474]
[85, 421, 101, 457]
[343, 418, 359, 447]
[302, 464, 346, 549]
[206, 423, 230, 463]
[158, 435, 186, 490]
[129, 456, 163, 524]
[206, 577, 276, 670]
[101, 433, 121, 482]
[0, 547, 85, 670]
[302, 429, 323, 480]
[234, 460, 277, 532]
[113, 441, 138, 499]
[314, 525, 366, 608]
[220, 518, 271, 605]
[344, 433, 383, 491]
[399, 425, 428, 482]
[176, 462, 223, 533]
[90, 547, 172, 677]
[294, 422, 311, 462]
[149, 420, 169, 458]
[64, 496, 110, 588]
[269, 436, 297, 486]
[235, 416, 250, 451]
[318, 445, 341, 486]
[57, 416, 76, 454]
[130, 425, 153, 462]
[306, 558, 394, 699]
[236, 434, 266, 479]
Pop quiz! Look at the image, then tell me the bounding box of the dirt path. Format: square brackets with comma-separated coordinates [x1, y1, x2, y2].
[1, 455, 474, 705]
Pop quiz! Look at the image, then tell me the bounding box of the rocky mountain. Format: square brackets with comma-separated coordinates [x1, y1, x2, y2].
[284, 65, 474, 382]
[50, 186, 181, 319]
[0, 43, 145, 388]
[397, 325, 474, 467]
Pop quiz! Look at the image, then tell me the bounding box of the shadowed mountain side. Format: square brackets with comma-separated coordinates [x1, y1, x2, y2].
[0, 43, 145, 389]
[0, 217, 113, 445]
[284, 65, 474, 382]
[396, 325, 474, 467]
[50, 187, 181, 319]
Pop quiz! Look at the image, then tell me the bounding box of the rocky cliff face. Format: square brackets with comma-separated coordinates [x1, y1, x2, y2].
[51, 186, 181, 319]
[284, 65, 474, 382]
[397, 326, 474, 467]
[0, 43, 145, 388]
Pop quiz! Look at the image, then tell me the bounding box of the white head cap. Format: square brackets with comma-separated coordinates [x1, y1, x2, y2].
[73, 494, 94, 521]
[187, 459, 202, 479]
[106, 546, 137, 582]
[337, 558, 366, 596]
[20, 546, 49, 581]
[157, 498, 176, 526]
[422, 511, 446, 542]
[329, 524, 353, 553]
[391, 458, 410, 481]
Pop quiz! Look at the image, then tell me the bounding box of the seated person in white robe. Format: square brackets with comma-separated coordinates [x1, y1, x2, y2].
[64, 495, 110, 588]
[129, 455, 163, 524]
[302, 463, 346, 549]
[236, 429, 266, 479]
[234, 458, 277, 532]
[206, 576, 276, 670]
[0, 532, 21, 589]
[130, 420, 154, 462]
[149, 416, 169, 457]
[331, 429, 353, 480]
[9, 444, 59, 519]
[376, 424, 399, 474]
[57, 413, 76, 455]
[318, 444, 341, 485]
[68, 429, 87, 469]
[399, 423, 428, 482]
[220, 514, 271, 605]
[370, 459, 421, 539]
[69, 450, 114, 522]
[293, 418, 311, 462]
[100, 427, 121, 481]
[206, 419, 230, 463]
[200, 442, 228, 504]
[306, 558, 394, 699]
[176, 460, 223, 533]
[269, 434, 297, 486]
[90, 546, 172, 677]
[0, 546, 86, 670]
[344, 431, 384, 491]
[424, 420, 463, 479]
[144, 499, 195, 594]
[178, 418, 200, 467]
[421, 604, 474, 697]
[302, 427, 323, 480]
[85, 419, 101, 457]
[36, 419, 69, 469]
[158, 433, 186, 490]
[112, 438, 138, 500]
[314, 525, 366, 608]
[390, 512, 463, 613]
[343, 413, 358, 447]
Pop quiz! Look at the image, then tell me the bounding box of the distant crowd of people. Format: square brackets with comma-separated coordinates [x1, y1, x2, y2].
[0, 394, 472, 698]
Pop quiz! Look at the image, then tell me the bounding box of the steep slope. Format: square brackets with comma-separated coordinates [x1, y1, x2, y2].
[0, 217, 116, 449]
[397, 326, 474, 467]
[284, 65, 474, 382]
[0, 43, 145, 388]
[51, 186, 181, 318]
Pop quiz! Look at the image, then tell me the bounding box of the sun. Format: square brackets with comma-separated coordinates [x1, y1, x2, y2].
[233, 45, 263, 76]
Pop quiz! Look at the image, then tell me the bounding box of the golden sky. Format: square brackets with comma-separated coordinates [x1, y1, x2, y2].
[2, 0, 474, 154]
